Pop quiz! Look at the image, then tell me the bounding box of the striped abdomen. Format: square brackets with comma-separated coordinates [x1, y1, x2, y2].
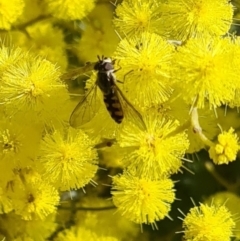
[103, 92, 123, 124]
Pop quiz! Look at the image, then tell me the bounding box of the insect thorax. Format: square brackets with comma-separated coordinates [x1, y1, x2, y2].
[94, 57, 116, 95]
[97, 72, 116, 95]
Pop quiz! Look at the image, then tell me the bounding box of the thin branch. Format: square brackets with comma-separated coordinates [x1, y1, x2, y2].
[191, 107, 214, 147]
[205, 161, 239, 192]
[59, 205, 116, 211]
[13, 15, 52, 30]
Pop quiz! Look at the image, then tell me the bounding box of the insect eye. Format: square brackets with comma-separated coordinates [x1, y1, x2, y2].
[104, 62, 113, 71]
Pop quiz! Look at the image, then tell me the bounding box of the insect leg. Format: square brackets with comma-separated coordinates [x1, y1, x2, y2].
[123, 69, 134, 82]
[117, 79, 124, 84]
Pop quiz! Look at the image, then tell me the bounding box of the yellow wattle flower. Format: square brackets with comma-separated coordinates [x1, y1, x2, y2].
[0, 45, 28, 74]
[205, 192, 240, 239]
[113, 0, 165, 37]
[118, 113, 189, 179]
[111, 172, 175, 225]
[114, 31, 174, 109]
[38, 127, 98, 191]
[209, 127, 239, 164]
[182, 202, 235, 241]
[0, 46, 69, 126]
[173, 36, 238, 109]
[161, 0, 233, 40]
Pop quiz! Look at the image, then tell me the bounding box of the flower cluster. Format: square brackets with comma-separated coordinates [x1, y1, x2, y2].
[0, 44, 99, 239]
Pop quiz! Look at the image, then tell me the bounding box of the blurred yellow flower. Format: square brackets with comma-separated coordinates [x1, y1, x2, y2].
[26, 21, 68, 71]
[14, 0, 42, 26]
[0, 211, 57, 240]
[75, 4, 119, 63]
[74, 199, 139, 241]
[13, 237, 34, 241]
[0, 47, 69, 126]
[43, 0, 95, 20]
[55, 226, 119, 241]
[0, 185, 13, 214]
[0, 0, 25, 29]
[9, 169, 59, 220]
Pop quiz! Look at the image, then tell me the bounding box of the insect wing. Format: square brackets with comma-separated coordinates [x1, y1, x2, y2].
[115, 84, 147, 131]
[70, 82, 100, 128]
[61, 62, 96, 81]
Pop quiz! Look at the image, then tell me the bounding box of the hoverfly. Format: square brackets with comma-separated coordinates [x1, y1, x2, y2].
[64, 56, 146, 130]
